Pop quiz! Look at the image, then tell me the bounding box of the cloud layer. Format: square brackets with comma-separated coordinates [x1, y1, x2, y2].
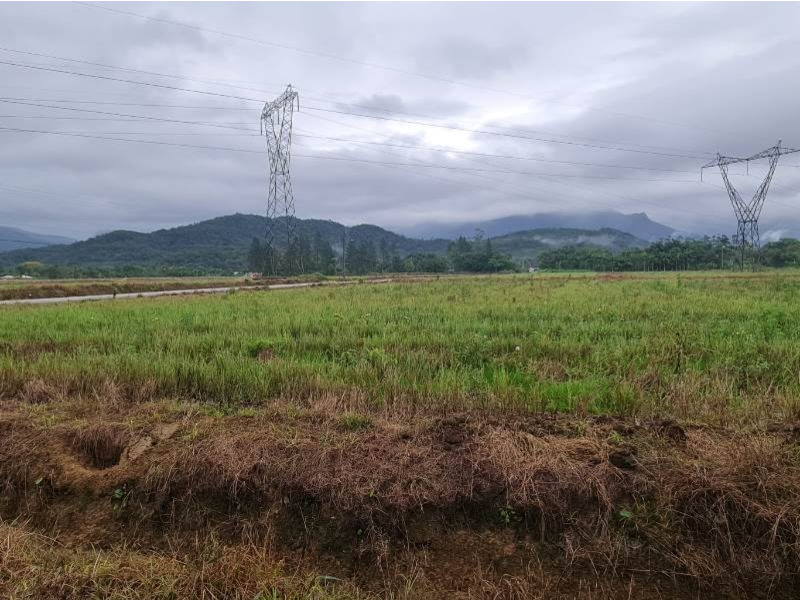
[1, 1, 799, 240]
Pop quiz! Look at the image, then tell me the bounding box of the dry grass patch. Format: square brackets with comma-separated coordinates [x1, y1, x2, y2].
[2, 399, 800, 598]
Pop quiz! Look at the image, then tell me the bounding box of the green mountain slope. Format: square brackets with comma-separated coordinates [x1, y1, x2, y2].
[0, 214, 449, 273]
[0, 215, 648, 275]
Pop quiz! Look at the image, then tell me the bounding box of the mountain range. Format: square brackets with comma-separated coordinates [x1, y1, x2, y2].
[0, 226, 76, 252]
[0, 214, 649, 273]
[400, 210, 675, 242]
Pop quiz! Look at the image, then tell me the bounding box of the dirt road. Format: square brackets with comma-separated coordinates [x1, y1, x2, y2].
[0, 278, 392, 306]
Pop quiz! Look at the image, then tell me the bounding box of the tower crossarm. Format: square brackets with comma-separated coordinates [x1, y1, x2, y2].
[701, 142, 800, 171]
[701, 140, 798, 270]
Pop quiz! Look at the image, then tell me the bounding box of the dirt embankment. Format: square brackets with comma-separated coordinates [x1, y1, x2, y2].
[2, 397, 800, 599]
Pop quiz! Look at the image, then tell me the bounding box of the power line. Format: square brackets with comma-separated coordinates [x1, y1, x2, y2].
[301, 106, 733, 227]
[0, 124, 736, 229]
[0, 95, 710, 169]
[301, 121, 722, 227]
[1, 101, 791, 224]
[0, 58, 266, 103]
[0, 56, 714, 159]
[302, 106, 708, 159]
[0, 98, 253, 132]
[0, 91, 708, 163]
[295, 123, 697, 173]
[0, 124, 696, 183]
[0, 45, 716, 158]
[0, 96, 257, 111]
[0, 46, 289, 98]
[0, 103, 705, 172]
[0, 123, 702, 184]
[71, 0, 744, 142]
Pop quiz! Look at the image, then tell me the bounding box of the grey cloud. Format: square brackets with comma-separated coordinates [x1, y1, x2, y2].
[345, 93, 472, 119]
[1, 2, 800, 241]
[419, 38, 529, 80]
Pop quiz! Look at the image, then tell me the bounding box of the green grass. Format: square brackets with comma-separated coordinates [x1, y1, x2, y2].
[2, 272, 800, 425]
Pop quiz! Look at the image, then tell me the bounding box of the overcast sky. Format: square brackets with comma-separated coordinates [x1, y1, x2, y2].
[1, 1, 800, 240]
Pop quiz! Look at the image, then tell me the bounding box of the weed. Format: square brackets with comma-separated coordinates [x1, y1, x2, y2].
[338, 413, 373, 431]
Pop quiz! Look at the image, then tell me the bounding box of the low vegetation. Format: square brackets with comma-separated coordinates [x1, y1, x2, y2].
[2, 273, 799, 423]
[2, 272, 800, 598]
[0, 276, 271, 301]
[539, 236, 800, 271]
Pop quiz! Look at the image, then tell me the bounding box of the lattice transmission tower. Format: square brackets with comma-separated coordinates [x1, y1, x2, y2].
[261, 85, 300, 273]
[702, 141, 799, 269]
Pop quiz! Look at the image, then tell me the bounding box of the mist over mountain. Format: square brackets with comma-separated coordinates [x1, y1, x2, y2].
[0, 214, 648, 275]
[0, 226, 76, 252]
[400, 211, 676, 242]
[492, 228, 648, 261]
[0, 215, 448, 273]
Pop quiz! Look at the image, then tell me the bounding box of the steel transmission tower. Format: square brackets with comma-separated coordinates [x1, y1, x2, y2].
[702, 141, 799, 269]
[261, 85, 300, 273]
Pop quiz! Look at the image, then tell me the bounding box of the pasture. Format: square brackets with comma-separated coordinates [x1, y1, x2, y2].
[2, 272, 800, 599]
[2, 272, 799, 424]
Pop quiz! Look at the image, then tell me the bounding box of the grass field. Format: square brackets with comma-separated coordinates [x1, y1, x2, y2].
[2, 272, 800, 599]
[2, 272, 800, 424]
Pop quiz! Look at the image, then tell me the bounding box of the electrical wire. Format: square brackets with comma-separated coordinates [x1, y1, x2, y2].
[0, 61, 715, 159]
[71, 0, 748, 142]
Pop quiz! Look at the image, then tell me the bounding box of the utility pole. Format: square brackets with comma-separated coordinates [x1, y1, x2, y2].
[261, 85, 300, 275]
[702, 141, 799, 271]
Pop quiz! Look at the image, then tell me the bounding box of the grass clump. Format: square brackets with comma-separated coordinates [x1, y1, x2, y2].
[338, 413, 374, 432]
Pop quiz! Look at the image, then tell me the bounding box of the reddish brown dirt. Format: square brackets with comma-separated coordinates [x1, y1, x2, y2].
[1, 400, 799, 598]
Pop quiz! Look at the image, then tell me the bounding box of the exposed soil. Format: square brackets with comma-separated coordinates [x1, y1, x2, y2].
[2, 398, 800, 599]
[0, 279, 259, 301]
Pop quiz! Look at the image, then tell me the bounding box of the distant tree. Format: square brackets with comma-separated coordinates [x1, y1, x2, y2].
[295, 233, 313, 273]
[379, 238, 390, 271]
[345, 239, 362, 274]
[247, 238, 264, 272]
[390, 255, 404, 273]
[312, 232, 336, 275]
[538, 236, 753, 272]
[363, 240, 378, 272]
[16, 261, 44, 276]
[405, 252, 448, 272]
[762, 238, 800, 267]
[446, 235, 514, 272]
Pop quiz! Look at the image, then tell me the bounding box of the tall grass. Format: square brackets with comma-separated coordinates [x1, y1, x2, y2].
[2, 273, 800, 424]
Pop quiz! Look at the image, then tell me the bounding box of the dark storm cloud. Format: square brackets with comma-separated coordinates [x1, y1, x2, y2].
[1, 1, 800, 240]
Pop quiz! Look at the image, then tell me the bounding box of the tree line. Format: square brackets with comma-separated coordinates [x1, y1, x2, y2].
[10, 234, 800, 279]
[247, 231, 515, 276]
[537, 237, 800, 271]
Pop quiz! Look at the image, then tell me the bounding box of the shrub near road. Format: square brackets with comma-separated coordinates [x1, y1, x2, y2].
[2, 273, 800, 598]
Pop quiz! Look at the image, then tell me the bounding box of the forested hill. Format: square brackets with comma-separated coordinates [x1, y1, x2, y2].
[0, 214, 450, 274]
[0, 213, 654, 276]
